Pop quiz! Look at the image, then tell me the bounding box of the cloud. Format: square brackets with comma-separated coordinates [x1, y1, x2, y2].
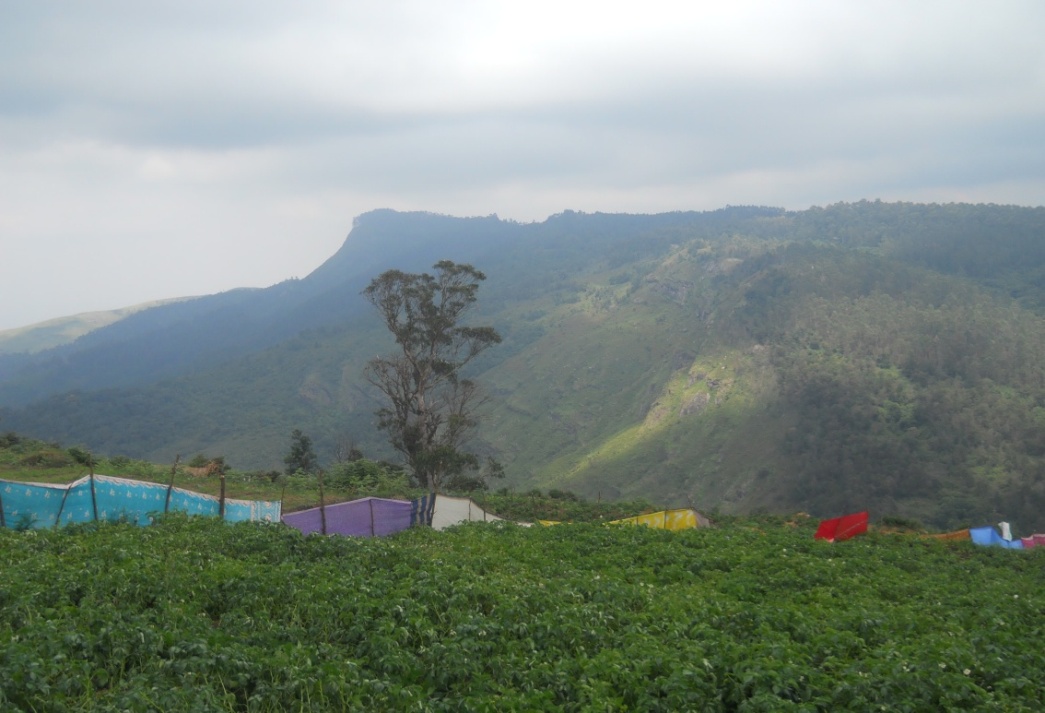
[1, 0, 1044, 330]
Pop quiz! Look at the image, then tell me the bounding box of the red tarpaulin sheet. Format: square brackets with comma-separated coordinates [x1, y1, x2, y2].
[814, 511, 869, 542]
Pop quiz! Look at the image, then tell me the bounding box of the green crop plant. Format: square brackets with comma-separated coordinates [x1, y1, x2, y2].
[0, 515, 1042, 711]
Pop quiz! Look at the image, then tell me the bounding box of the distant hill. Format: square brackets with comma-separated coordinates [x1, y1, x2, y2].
[2, 202, 1045, 532]
[0, 298, 195, 355]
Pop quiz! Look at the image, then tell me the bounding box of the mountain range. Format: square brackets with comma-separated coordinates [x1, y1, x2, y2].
[3, 201, 1045, 531]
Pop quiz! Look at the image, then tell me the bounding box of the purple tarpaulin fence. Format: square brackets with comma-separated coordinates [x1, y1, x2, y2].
[281, 496, 413, 537]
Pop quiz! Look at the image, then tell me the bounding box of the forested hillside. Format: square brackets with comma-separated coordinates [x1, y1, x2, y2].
[3, 202, 1045, 531]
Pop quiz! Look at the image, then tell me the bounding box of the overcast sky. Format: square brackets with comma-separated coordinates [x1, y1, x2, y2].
[1, 1, 1043, 331]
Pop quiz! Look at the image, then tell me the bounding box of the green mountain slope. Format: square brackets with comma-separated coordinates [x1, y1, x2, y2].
[3, 202, 1045, 531]
[482, 235, 1045, 530]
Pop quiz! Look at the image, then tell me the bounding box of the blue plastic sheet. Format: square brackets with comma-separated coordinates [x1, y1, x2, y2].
[0, 480, 69, 529]
[969, 525, 1024, 549]
[0, 475, 281, 529]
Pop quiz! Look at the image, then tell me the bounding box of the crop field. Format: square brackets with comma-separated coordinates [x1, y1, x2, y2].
[1, 515, 1042, 712]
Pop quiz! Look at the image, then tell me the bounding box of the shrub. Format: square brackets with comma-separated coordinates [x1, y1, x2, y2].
[67, 446, 95, 468]
[19, 449, 74, 468]
[325, 459, 411, 498]
[187, 454, 211, 468]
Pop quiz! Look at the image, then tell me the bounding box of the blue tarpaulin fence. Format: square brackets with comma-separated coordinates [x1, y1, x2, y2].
[969, 525, 1025, 549]
[0, 474, 280, 529]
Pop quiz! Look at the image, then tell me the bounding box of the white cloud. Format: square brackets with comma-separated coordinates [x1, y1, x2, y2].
[1, 0, 1044, 330]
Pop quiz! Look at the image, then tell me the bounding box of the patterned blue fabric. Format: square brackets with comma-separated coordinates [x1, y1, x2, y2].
[93, 475, 168, 525]
[411, 494, 435, 527]
[0, 475, 281, 529]
[166, 486, 221, 519]
[0, 480, 70, 529]
[58, 478, 95, 526]
[225, 497, 281, 523]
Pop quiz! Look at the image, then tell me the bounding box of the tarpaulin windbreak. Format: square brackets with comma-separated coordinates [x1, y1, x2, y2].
[814, 511, 869, 542]
[283, 495, 513, 538]
[608, 508, 710, 531]
[0, 480, 72, 529]
[969, 526, 1024, 549]
[0, 475, 281, 529]
[1019, 534, 1045, 548]
[538, 509, 711, 530]
[411, 494, 503, 530]
[925, 529, 971, 541]
[411, 495, 436, 528]
[282, 497, 413, 537]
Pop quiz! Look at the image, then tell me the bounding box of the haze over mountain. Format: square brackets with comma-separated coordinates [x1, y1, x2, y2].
[0, 298, 197, 356]
[3, 201, 1045, 532]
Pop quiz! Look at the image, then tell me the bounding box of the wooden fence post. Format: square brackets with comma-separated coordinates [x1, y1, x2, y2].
[318, 470, 327, 536]
[279, 483, 287, 523]
[165, 455, 180, 513]
[89, 466, 98, 523]
[54, 485, 72, 529]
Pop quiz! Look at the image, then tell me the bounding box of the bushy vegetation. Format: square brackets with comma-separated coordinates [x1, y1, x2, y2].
[0, 515, 1042, 711]
[475, 489, 658, 523]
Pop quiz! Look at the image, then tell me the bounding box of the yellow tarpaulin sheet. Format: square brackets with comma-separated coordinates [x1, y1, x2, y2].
[537, 508, 709, 530]
[923, 529, 971, 541]
[608, 508, 705, 531]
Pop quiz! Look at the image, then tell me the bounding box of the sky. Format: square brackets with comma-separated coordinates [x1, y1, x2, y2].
[1, 1, 1044, 331]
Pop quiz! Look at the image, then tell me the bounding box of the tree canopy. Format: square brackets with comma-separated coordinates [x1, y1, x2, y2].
[283, 428, 318, 475]
[363, 261, 501, 493]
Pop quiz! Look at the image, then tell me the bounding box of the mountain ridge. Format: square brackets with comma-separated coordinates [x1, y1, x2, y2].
[3, 201, 1045, 531]
[0, 297, 199, 355]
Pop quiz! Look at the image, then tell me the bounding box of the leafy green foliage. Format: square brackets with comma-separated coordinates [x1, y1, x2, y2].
[67, 445, 96, 469]
[323, 459, 411, 499]
[0, 517, 1041, 711]
[474, 491, 657, 523]
[364, 261, 502, 492]
[283, 428, 318, 475]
